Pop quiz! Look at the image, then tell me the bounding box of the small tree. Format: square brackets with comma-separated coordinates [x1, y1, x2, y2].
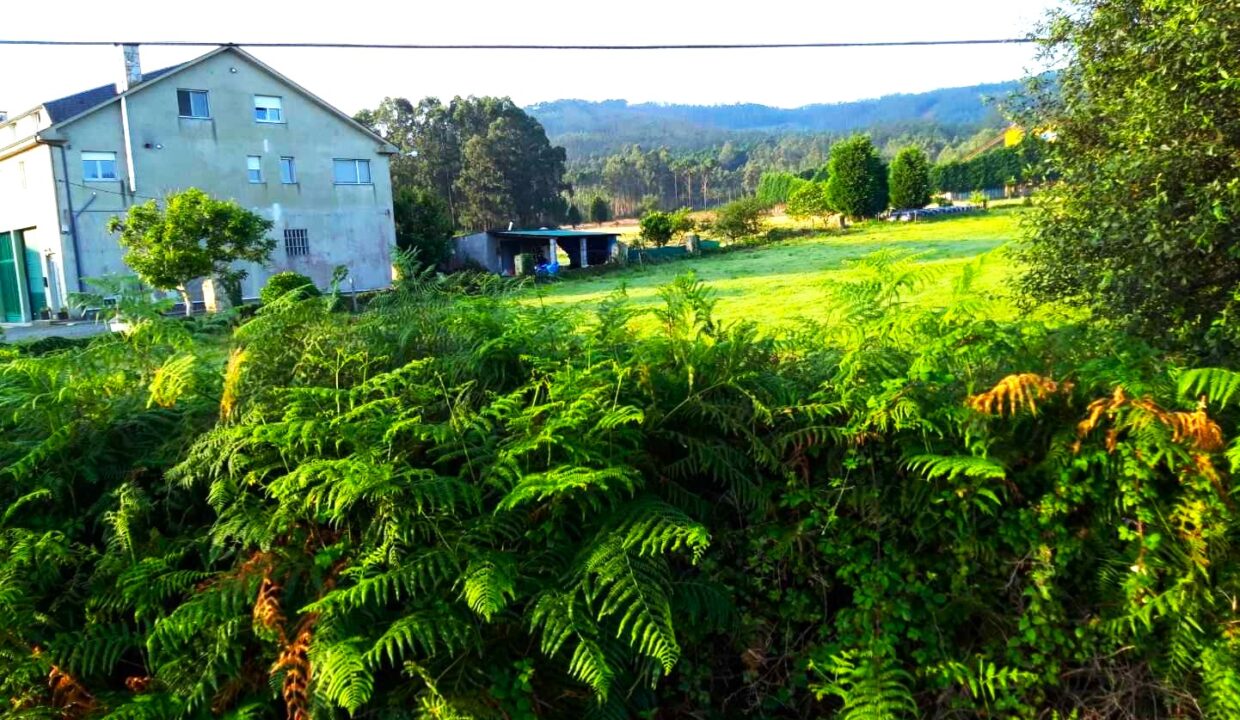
[669, 207, 696, 237]
[639, 211, 676, 248]
[588, 196, 612, 224]
[785, 182, 833, 226]
[108, 188, 274, 315]
[394, 186, 455, 267]
[712, 197, 766, 241]
[888, 146, 932, 210]
[565, 203, 583, 228]
[825, 135, 889, 220]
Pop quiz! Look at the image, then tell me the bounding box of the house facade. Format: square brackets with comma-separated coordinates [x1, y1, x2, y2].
[0, 45, 397, 322]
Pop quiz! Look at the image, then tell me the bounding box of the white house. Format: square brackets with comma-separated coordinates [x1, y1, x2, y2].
[0, 44, 398, 322]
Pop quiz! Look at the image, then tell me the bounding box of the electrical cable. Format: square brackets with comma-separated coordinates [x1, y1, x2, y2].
[0, 38, 1037, 51]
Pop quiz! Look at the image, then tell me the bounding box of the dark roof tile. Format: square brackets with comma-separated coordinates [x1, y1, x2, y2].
[42, 65, 182, 123]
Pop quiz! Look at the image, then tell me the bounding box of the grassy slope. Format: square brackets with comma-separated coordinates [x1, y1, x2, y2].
[527, 207, 1026, 332]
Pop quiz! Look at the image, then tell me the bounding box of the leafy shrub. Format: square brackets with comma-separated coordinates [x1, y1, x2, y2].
[755, 171, 802, 206]
[711, 196, 767, 241]
[639, 210, 676, 247]
[260, 271, 320, 305]
[394, 186, 455, 267]
[786, 181, 832, 224]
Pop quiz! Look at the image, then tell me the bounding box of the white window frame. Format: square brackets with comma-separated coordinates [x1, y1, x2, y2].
[254, 95, 284, 124]
[82, 151, 118, 181]
[280, 157, 297, 184]
[333, 158, 372, 185]
[177, 89, 211, 119]
[284, 228, 309, 256]
[247, 155, 263, 184]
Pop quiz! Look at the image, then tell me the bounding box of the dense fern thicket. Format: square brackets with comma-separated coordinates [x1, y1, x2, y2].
[2, 257, 1238, 719]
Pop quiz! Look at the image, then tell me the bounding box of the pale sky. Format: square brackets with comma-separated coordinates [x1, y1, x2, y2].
[1, 0, 1061, 118]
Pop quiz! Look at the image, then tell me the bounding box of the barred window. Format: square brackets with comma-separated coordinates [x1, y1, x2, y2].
[284, 228, 309, 256]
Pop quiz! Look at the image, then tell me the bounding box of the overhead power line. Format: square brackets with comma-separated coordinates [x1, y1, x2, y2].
[0, 38, 1037, 51]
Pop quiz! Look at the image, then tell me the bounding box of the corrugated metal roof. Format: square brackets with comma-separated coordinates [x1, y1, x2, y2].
[493, 229, 621, 238]
[42, 65, 182, 123]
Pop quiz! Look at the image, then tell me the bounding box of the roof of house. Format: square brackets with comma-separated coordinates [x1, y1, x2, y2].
[42, 65, 182, 123]
[492, 229, 621, 239]
[3, 46, 396, 153]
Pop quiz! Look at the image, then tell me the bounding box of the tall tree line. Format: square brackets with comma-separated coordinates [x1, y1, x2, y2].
[355, 97, 568, 232]
[565, 122, 1009, 219]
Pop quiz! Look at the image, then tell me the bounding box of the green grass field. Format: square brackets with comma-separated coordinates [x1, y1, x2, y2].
[527, 207, 1026, 332]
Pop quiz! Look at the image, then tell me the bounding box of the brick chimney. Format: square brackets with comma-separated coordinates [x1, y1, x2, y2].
[117, 44, 142, 92]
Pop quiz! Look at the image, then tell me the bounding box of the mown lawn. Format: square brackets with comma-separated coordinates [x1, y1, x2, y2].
[526, 207, 1027, 332]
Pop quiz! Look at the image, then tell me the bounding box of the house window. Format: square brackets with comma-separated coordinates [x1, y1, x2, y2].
[82, 151, 118, 181]
[177, 89, 210, 118]
[333, 159, 372, 185]
[254, 95, 284, 123]
[280, 157, 296, 184]
[247, 155, 263, 183]
[284, 228, 309, 256]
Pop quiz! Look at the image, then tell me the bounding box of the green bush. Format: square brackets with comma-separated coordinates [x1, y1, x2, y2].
[711, 196, 767, 241]
[639, 211, 676, 247]
[260, 271, 321, 305]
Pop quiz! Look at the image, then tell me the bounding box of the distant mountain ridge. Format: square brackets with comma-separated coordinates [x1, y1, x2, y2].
[527, 80, 1020, 157]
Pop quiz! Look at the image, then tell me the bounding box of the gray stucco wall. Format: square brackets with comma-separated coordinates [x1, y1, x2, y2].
[43, 48, 395, 301]
[453, 232, 500, 273]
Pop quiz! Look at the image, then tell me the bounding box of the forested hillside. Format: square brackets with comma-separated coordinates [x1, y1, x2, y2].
[529, 81, 1017, 157]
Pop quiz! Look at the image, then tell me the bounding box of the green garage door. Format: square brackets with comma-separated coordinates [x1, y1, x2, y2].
[21, 235, 46, 315]
[0, 232, 23, 322]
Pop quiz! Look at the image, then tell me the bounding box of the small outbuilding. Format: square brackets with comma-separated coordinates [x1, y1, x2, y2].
[453, 229, 621, 275]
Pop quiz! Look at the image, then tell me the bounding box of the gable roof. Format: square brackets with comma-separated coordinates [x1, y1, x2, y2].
[42, 65, 182, 123]
[7, 45, 396, 153]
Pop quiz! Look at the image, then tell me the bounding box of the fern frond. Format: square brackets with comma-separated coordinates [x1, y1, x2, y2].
[310, 638, 374, 714]
[1179, 368, 1240, 408]
[497, 466, 638, 511]
[147, 352, 197, 408]
[905, 454, 1006, 481]
[812, 648, 917, 720]
[460, 554, 516, 622]
[583, 536, 680, 672]
[364, 610, 474, 668]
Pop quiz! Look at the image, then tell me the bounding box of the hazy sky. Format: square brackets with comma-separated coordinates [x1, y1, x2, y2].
[1, 0, 1062, 117]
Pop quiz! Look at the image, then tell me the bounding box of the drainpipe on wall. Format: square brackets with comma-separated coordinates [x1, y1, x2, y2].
[117, 44, 141, 194]
[55, 143, 85, 292]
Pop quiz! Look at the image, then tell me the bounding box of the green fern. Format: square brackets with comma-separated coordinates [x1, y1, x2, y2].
[812, 648, 917, 720]
[461, 554, 517, 621]
[1178, 367, 1240, 408]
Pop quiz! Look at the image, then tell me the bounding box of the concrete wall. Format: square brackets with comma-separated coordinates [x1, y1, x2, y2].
[48, 48, 395, 301]
[0, 142, 67, 318]
[453, 232, 500, 273]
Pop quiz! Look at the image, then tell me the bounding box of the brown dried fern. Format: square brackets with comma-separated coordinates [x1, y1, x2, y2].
[968, 373, 1070, 417]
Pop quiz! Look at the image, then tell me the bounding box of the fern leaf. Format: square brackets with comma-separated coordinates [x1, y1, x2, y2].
[311, 638, 374, 715]
[460, 554, 516, 621]
[497, 466, 639, 511]
[906, 454, 1006, 481]
[584, 537, 680, 672]
[1179, 367, 1240, 408]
